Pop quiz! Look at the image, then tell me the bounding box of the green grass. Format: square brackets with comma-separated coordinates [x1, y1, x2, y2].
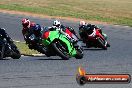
[14, 42, 40, 55]
[0, 0, 132, 26]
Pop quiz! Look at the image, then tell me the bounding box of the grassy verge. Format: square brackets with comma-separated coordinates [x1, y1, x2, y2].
[0, 0, 132, 26]
[14, 42, 40, 55]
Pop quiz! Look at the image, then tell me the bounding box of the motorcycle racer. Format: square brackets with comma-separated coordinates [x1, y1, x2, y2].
[0, 28, 13, 44]
[49, 20, 79, 43]
[21, 18, 43, 49]
[79, 21, 107, 42]
[0, 28, 14, 55]
[21, 18, 36, 42]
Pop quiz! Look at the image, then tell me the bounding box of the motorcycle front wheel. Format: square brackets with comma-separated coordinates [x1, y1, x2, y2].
[75, 47, 83, 59]
[0, 44, 5, 59]
[10, 43, 21, 59]
[97, 37, 107, 50]
[52, 41, 70, 60]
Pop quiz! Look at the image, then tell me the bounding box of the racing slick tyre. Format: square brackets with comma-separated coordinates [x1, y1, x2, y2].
[107, 42, 110, 47]
[75, 47, 83, 59]
[52, 41, 70, 60]
[11, 50, 21, 59]
[97, 37, 107, 50]
[10, 43, 21, 59]
[0, 44, 5, 60]
[37, 45, 47, 54]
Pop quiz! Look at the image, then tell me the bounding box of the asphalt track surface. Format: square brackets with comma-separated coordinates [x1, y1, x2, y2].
[0, 12, 132, 88]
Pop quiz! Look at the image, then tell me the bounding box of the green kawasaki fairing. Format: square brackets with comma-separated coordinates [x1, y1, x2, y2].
[42, 30, 77, 57]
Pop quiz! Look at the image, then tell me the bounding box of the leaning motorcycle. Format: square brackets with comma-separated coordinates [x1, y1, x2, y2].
[24, 33, 47, 54]
[79, 28, 110, 50]
[41, 30, 83, 60]
[0, 34, 21, 59]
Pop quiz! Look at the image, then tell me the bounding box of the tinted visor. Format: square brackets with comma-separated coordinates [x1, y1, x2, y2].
[53, 24, 60, 27]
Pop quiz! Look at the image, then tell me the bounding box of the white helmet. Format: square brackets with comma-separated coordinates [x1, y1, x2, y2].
[79, 21, 86, 26]
[53, 20, 61, 27]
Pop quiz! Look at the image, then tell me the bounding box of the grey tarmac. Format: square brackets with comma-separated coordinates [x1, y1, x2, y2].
[0, 12, 132, 88]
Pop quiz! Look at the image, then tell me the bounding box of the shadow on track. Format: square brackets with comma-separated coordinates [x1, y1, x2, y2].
[0, 58, 10, 60]
[83, 48, 105, 51]
[36, 58, 67, 61]
[82, 46, 106, 51]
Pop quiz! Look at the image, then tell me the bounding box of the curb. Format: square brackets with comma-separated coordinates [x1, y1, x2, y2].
[13, 40, 25, 43]
[21, 54, 46, 57]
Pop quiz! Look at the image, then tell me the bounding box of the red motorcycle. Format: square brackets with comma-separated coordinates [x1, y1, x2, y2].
[65, 27, 79, 41]
[81, 28, 110, 50]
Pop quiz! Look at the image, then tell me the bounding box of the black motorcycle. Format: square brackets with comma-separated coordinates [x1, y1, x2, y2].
[24, 34, 47, 54]
[0, 34, 21, 59]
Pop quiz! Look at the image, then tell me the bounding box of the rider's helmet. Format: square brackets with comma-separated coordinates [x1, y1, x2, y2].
[79, 21, 86, 27]
[53, 20, 61, 27]
[22, 18, 31, 28]
[79, 21, 87, 35]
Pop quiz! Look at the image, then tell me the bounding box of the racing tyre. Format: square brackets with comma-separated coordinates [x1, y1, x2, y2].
[107, 42, 110, 47]
[0, 45, 5, 60]
[37, 45, 47, 54]
[10, 43, 21, 59]
[52, 41, 70, 60]
[75, 47, 83, 59]
[97, 37, 107, 50]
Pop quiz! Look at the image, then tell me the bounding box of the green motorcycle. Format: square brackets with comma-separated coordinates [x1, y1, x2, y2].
[41, 30, 83, 60]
